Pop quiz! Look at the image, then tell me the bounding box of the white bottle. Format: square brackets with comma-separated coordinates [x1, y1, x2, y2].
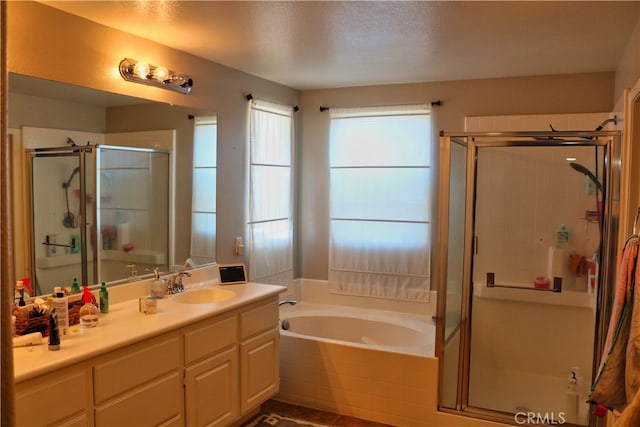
[565, 369, 579, 423]
[52, 286, 70, 339]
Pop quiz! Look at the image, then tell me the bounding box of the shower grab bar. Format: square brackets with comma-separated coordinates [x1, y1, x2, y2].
[41, 242, 73, 248]
[486, 272, 562, 293]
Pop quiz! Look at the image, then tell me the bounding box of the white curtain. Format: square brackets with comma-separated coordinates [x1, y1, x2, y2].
[329, 104, 431, 301]
[247, 99, 294, 286]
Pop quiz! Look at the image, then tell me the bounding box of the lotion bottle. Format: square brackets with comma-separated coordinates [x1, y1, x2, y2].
[52, 287, 69, 339]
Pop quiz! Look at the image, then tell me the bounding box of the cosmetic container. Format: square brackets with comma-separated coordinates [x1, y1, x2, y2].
[52, 287, 69, 339]
[48, 309, 60, 351]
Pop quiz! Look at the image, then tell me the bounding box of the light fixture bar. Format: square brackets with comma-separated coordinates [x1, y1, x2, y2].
[119, 58, 193, 94]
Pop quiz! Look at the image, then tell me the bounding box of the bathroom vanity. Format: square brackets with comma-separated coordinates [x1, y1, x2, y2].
[13, 278, 283, 427]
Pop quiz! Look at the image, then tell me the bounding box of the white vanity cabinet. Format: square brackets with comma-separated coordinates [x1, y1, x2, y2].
[93, 331, 183, 426]
[14, 292, 281, 427]
[239, 301, 280, 414]
[183, 313, 239, 427]
[15, 363, 93, 426]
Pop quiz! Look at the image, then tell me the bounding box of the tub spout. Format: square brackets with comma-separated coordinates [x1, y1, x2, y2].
[279, 299, 298, 306]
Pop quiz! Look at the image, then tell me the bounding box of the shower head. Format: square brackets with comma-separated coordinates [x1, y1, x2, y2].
[595, 116, 618, 131]
[62, 167, 80, 189]
[569, 162, 603, 192]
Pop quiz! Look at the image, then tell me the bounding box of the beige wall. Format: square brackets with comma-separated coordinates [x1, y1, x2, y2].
[7, 1, 622, 283]
[615, 9, 640, 104]
[7, 2, 299, 268]
[299, 73, 615, 279]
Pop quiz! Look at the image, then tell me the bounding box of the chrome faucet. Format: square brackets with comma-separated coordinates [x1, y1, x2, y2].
[126, 264, 137, 280]
[279, 299, 298, 306]
[166, 270, 191, 295]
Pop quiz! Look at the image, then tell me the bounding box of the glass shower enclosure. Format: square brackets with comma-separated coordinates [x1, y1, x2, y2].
[436, 131, 621, 427]
[29, 145, 169, 295]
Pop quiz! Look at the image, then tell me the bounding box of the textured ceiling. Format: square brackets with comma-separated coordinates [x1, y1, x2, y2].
[40, 1, 640, 90]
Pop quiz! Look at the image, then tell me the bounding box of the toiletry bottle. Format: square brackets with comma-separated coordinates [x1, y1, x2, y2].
[70, 277, 81, 294]
[52, 286, 69, 339]
[99, 282, 109, 314]
[557, 224, 570, 248]
[16, 280, 25, 306]
[79, 286, 99, 328]
[565, 369, 579, 423]
[150, 268, 166, 299]
[48, 308, 60, 351]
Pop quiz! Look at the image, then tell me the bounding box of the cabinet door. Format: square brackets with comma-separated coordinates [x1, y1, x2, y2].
[16, 364, 91, 426]
[240, 328, 279, 414]
[94, 372, 183, 427]
[185, 346, 239, 427]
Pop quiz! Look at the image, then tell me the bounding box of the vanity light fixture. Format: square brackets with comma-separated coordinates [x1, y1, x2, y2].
[119, 58, 193, 94]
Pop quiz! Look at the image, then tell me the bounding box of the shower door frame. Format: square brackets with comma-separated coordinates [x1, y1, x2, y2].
[28, 145, 95, 292]
[436, 131, 621, 427]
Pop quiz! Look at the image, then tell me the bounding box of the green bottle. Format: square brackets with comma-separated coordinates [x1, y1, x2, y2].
[99, 282, 109, 314]
[70, 277, 81, 294]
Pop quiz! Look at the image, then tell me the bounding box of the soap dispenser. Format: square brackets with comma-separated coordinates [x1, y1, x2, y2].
[150, 268, 166, 299]
[79, 286, 99, 328]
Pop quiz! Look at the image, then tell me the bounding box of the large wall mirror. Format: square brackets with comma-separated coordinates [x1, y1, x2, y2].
[9, 73, 217, 297]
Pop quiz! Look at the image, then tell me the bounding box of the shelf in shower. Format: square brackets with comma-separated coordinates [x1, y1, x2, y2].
[473, 282, 595, 309]
[36, 253, 82, 269]
[101, 249, 166, 265]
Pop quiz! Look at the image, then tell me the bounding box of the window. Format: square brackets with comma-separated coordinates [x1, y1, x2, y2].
[190, 115, 217, 264]
[247, 99, 294, 286]
[329, 105, 431, 301]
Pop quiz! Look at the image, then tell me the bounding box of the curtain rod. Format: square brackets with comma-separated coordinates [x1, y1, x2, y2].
[246, 93, 299, 112]
[319, 100, 442, 112]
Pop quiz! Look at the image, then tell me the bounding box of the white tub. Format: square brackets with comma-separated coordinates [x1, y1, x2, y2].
[276, 302, 437, 426]
[279, 302, 434, 356]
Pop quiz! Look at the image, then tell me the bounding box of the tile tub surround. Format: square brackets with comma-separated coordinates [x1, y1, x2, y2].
[13, 266, 285, 383]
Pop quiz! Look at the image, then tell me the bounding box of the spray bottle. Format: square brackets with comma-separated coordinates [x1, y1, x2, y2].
[79, 286, 99, 328]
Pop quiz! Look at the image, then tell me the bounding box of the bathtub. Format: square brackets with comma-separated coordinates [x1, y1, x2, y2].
[279, 303, 434, 356]
[276, 302, 438, 426]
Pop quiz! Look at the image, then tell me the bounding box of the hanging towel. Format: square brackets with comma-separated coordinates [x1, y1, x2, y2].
[590, 238, 639, 412]
[614, 388, 640, 427]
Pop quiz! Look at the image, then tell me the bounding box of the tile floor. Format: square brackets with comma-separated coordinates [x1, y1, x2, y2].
[252, 399, 394, 426]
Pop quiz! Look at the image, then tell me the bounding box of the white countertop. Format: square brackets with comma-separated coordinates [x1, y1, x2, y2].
[13, 281, 285, 383]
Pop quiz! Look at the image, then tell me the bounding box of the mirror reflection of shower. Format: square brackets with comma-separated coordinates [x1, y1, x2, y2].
[62, 166, 80, 229]
[30, 144, 170, 295]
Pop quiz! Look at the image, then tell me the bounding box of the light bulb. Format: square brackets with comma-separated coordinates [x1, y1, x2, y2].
[153, 66, 169, 82]
[133, 61, 150, 79]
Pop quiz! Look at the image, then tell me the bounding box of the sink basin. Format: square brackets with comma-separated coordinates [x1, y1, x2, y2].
[172, 288, 236, 304]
